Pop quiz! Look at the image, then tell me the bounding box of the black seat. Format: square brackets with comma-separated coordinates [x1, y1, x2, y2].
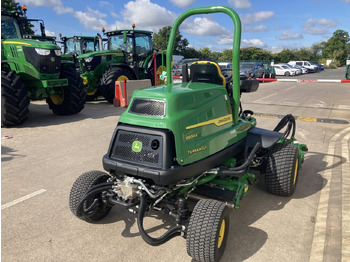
[189, 61, 226, 87]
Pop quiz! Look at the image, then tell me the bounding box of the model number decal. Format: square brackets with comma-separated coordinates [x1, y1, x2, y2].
[188, 146, 207, 155]
[185, 133, 198, 140]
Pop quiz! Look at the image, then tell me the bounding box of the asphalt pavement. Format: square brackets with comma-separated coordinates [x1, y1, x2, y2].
[1, 67, 349, 262]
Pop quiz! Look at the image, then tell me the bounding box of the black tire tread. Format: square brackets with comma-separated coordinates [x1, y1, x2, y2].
[187, 199, 229, 262]
[47, 66, 85, 115]
[69, 170, 111, 223]
[265, 143, 299, 197]
[1, 70, 30, 127]
[100, 67, 133, 103]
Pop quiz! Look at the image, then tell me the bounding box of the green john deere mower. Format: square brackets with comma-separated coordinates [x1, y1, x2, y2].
[78, 25, 166, 102]
[1, 6, 85, 127]
[69, 6, 308, 262]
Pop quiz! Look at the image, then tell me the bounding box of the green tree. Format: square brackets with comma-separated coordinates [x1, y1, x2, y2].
[322, 30, 350, 65]
[1, 0, 18, 12]
[219, 49, 232, 61]
[199, 47, 211, 59]
[181, 47, 201, 58]
[153, 26, 188, 55]
[273, 49, 297, 63]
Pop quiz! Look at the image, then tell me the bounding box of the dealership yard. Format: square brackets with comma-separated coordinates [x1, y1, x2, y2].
[2, 68, 350, 262]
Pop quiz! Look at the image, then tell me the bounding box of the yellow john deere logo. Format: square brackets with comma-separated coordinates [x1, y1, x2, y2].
[132, 141, 142, 152]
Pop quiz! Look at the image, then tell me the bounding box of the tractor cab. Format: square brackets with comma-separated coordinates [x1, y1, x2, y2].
[60, 35, 102, 56]
[104, 26, 154, 66]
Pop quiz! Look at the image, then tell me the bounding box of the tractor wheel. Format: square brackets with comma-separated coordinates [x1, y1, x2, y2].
[149, 55, 166, 86]
[47, 66, 86, 115]
[264, 142, 300, 197]
[1, 70, 30, 127]
[187, 199, 230, 262]
[86, 88, 100, 101]
[100, 67, 133, 103]
[69, 170, 112, 223]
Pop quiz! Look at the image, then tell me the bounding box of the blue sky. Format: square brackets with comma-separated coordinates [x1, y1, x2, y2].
[20, 0, 350, 52]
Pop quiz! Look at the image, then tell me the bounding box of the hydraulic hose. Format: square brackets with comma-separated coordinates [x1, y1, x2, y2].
[218, 142, 261, 177]
[137, 194, 183, 246]
[75, 183, 114, 218]
[273, 114, 296, 138]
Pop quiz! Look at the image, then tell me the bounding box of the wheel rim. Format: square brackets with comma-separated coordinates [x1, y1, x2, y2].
[86, 88, 97, 96]
[117, 75, 129, 81]
[218, 219, 226, 249]
[50, 89, 64, 105]
[156, 66, 166, 85]
[293, 158, 299, 184]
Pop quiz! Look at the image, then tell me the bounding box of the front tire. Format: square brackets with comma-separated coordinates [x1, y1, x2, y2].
[264, 143, 300, 197]
[69, 170, 112, 223]
[47, 66, 86, 115]
[100, 67, 134, 103]
[187, 199, 230, 262]
[1, 70, 30, 127]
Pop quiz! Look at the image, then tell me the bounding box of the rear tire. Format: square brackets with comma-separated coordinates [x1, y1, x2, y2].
[69, 170, 112, 223]
[264, 143, 300, 197]
[100, 67, 133, 103]
[47, 66, 86, 115]
[187, 199, 230, 262]
[1, 70, 29, 127]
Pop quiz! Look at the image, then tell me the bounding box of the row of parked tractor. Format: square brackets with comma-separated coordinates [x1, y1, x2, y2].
[1, 5, 166, 127]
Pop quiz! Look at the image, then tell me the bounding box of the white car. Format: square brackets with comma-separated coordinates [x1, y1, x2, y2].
[293, 64, 308, 74]
[284, 64, 302, 75]
[288, 61, 319, 73]
[274, 64, 297, 76]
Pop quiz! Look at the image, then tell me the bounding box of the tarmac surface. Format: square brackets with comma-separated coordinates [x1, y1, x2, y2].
[1, 67, 349, 262]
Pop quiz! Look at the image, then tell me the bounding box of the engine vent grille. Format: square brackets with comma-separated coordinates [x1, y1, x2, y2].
[129, 99, 166, 117]
[111, 130, 163, 167]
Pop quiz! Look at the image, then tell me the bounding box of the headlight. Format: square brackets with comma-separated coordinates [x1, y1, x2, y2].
[54, 49, 61, 56]
[35, 48, 50, 56]
[85, 57, 93, 63]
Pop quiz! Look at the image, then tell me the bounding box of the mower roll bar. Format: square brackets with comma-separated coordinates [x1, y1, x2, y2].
[166, 5, 241, 125]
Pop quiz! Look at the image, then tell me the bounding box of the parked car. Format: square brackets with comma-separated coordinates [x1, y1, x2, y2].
[283, 64, 302, 75]
[288, 61, 319, 73]
[310, 62, 324, 71]
[274, 64, 297, 76]
[173, 58, 199, 76]
[293, 64, 309, 74]
[218, 62, 232, 70]
[240, 61, 265, 78]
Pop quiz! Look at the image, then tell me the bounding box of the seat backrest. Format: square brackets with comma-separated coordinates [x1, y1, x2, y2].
[189, 61, 226, 87]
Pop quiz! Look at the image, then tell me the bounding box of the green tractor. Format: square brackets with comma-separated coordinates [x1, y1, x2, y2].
[78, 25, 166, 102]
[1, 6, 85, 127]
[59, 34, 104, 69]
[69, 6, 308, 262]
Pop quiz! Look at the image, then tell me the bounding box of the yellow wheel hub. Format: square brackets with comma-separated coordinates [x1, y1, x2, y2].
[293, 158, 299, 184]
[86, 88, 98, 96]
[218, 219, 226, 249]
[50, 89, 64, 105]
[117, 75, 129, 81]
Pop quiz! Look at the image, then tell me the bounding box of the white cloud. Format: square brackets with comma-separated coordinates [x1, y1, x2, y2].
[241, 39, 267, 48]
[303, 18, 338, 35]
[181, 17, 230, 36]
[169, 0, 196, 8]
[22, 0, 73, 14]
[228, 0, 252, 9]
[217, 36, 233, 45]
[45, 30, 55, 36]
[74, 7, 109, 31]
[279, 31, 303, 40]
[122, 0, 177, 28]
[241, 11, 274, 25]
[244, 25, 270, 32]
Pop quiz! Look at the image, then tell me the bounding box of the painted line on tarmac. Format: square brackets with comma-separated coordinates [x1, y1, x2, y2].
[253, 93, 277, 103]
[1, 189, 47, 210]
[254, 112, 349, 124]
[309, 127, 350, 262]
[342, 132, 350, 261]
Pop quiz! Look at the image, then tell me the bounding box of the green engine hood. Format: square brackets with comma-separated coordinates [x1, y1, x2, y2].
[2, 38, 60, 49]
